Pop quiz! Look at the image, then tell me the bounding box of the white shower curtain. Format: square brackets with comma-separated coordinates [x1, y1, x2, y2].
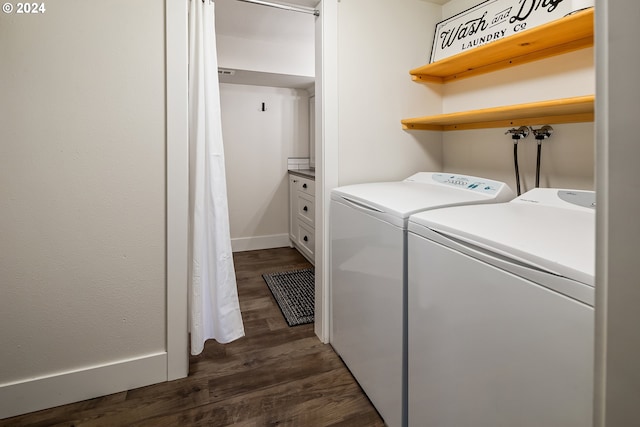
[188, 0, 245, 355]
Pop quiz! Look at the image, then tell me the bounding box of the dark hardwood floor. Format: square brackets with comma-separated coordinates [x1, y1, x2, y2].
[2, 247, 384, 427]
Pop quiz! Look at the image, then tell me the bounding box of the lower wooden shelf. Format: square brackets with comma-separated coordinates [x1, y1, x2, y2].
[401, 95, 594, 131]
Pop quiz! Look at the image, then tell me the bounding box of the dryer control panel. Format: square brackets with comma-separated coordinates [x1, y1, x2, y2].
[515, 188, 596, 211]
[558, 190, 596, 209]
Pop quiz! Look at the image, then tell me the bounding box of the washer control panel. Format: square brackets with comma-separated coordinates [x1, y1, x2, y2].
[430, 173, 504, 195]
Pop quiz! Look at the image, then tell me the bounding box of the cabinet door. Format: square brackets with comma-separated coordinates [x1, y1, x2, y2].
[297, 192, 315, 227]
[289, 175, 299, 245]
[298, 221, 315, 259]
[296, 176, 315, 196]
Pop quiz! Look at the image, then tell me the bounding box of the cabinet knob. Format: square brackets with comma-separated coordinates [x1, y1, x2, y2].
[303, 206, 308, 212]
[303, 235, 308, 242]
[302, 183, 307, 189]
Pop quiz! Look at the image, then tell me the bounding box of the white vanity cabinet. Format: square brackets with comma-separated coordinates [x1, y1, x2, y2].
[289, 173, 315, 264]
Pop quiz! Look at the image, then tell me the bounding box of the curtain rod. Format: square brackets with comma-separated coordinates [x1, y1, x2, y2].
[235, 0, 319, 16]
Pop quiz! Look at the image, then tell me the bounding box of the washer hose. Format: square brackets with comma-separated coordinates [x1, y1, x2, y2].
[514, 142, 522, 196]
[535, 141, 542, 188]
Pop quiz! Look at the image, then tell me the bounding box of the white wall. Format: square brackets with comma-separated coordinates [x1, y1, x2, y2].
[441, 0, 596, 190]
[221, 84, 310, 251]
[442, 122, 594, 191]
[217, 34, 315, 78]
[337, 0, 444, 185]
[595, 1, 640, 425]
[0, 0, 177, 418]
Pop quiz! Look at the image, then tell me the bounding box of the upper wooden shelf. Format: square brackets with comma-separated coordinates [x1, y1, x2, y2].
[401, 95, 594, 131]
[410, 8, 594, 84]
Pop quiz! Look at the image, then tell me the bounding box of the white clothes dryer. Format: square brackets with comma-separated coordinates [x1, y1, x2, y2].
[407, 188, 595, 427]
[330, 172, 514, 427]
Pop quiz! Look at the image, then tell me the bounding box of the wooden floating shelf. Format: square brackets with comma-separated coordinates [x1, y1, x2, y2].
[410, 8, 594, 84]
[401, 95, 594, 131]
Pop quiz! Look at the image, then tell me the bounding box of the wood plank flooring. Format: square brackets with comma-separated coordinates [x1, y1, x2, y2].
[1, 247, 384, 427]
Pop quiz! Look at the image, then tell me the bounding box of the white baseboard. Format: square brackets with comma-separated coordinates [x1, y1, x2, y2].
[231, 233, 290, 252]
[0, 352, 167, 420]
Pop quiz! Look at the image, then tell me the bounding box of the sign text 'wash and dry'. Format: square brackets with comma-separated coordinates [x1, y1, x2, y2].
[430, 0, 591, 63]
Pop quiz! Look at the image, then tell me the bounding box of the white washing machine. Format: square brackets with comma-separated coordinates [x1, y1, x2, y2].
[407, 188, 595, 427]
[330, 172, 514, 427]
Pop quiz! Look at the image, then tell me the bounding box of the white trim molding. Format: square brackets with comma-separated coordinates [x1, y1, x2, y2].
[0, 353, 167, 419]
[231, 233, 291, 252]
[165, 0, 190, 381]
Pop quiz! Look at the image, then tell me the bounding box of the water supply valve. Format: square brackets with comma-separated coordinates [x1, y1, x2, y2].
[530, 125, 554, 142]
[505, 126, 530, 141]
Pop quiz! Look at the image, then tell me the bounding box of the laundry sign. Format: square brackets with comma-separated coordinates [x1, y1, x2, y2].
[430, 0, 593, 63]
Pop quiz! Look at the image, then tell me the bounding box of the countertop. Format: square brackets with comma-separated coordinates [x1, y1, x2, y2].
[288, 169, 315, 180]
